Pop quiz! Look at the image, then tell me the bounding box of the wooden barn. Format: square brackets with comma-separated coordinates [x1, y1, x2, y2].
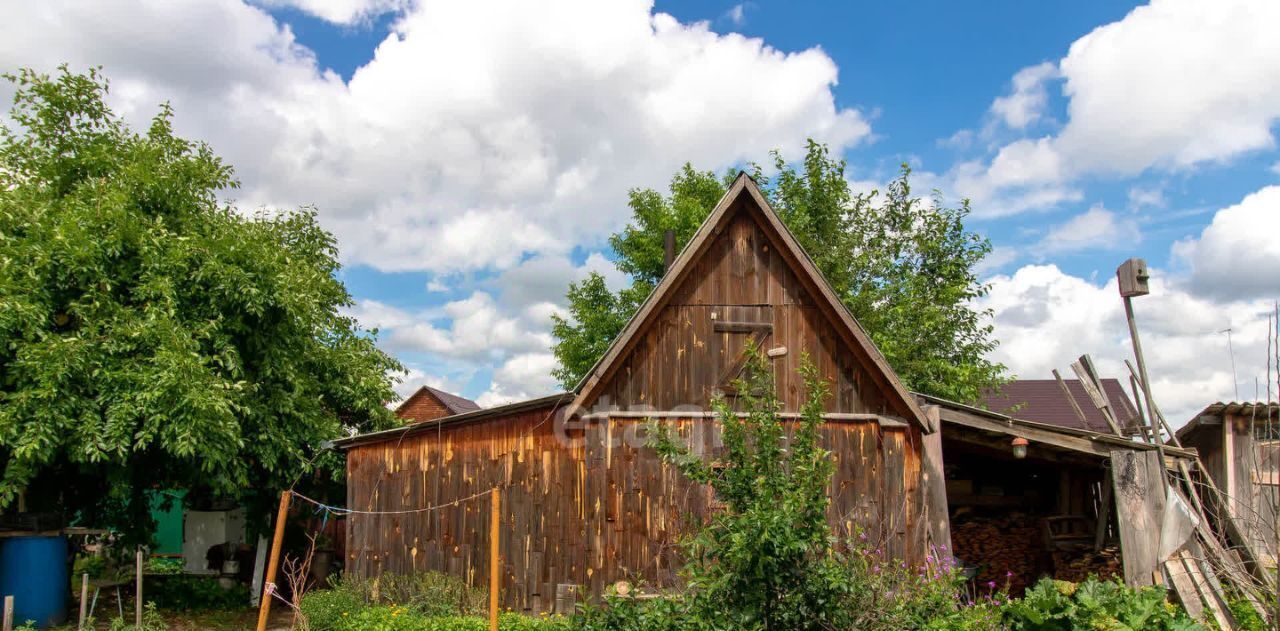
[335, 174, 947, 611]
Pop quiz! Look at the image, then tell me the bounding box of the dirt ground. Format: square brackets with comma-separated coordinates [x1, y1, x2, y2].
[51, 606, 293, 630]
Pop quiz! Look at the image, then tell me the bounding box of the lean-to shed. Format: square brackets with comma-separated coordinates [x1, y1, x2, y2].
[1178, 402, 1278, 566]
[335, 174, 942, 611]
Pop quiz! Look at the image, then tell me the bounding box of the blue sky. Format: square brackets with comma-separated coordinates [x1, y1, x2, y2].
[3, 0, 1278, 423]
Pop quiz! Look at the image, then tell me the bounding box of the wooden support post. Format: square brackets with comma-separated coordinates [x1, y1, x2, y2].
[135, 548, 143, 627]
[256, 490, 293, 631]
[3, 595, 13, 631]
[79, 573, 89, 629]
[489, 487, 501, 631]
[1095, 468, 1113, 551]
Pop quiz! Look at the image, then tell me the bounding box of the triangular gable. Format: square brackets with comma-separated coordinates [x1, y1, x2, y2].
[568, 173, 929, 430]
[394, 385, 480, 422]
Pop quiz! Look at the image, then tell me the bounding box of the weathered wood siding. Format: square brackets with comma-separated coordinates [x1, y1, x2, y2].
[346, 404, 588, 611]
[347, 412, 926, 611]
[580, 417, 925, 595]
[345, 189, 929, 611]
[395, 390, 453, 423]
[595, 206, 897, 417]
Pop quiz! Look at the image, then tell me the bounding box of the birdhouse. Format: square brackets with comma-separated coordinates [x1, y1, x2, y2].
[1116, 258, 1149, 298]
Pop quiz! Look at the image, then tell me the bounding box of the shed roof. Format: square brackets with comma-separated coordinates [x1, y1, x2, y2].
[395, 385, 481, 417]
[1177, 401, 1279, 442]
[920, 393, 1199, 464]
[979, 378, 1140, 434]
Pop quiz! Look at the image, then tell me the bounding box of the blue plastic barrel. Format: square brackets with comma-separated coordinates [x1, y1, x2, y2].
[0, 535, 69, 628]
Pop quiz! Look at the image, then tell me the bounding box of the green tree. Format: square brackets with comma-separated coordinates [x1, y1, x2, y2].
[0, 67, 401, 541]
[552, 140, 1005, 402]
[650, 349, 845, 630]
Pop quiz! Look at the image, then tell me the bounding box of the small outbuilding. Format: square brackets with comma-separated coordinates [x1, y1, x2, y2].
[335, 174, 946, 611]
[1177, 402, 1278, 567]
[393, 386, 481, 424]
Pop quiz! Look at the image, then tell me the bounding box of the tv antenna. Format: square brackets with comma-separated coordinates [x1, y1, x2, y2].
[1219, 326, 1239, 401]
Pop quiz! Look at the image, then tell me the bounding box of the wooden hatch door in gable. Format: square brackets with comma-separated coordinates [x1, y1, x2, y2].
[709, 305, 773, 399]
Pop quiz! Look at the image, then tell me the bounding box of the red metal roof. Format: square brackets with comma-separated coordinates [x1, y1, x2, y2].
[979, 379, 1140, 434]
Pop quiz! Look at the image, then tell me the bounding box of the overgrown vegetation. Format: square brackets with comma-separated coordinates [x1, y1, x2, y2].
[624, 349, 1000, 629]
[565, 354, 1201, 630]
[144, 576, 251, 611]
[551, 143, 1006, 403]
[108, 602, 171, 631]
[1004, 577, 1203, 630]
[299, 572, 500, 630]
[0, 66, 401, 543]
[647, 349, 844, 628]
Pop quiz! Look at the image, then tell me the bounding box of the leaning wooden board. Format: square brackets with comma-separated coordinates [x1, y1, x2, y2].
[1111, 450, 1165, 586]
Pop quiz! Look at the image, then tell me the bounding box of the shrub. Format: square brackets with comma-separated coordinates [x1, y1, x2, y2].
[649, 351, 845, 629]
[315, 605, 569, 631]
[300, 571, 491, 630]
[1002, 576, 1204, 630]
[571, 592, 686, 631]
[834, 539, 1005, 631]
[144, 575, 250, 611]
[299, 583, 365, 631]
[107, 602, 170, 631]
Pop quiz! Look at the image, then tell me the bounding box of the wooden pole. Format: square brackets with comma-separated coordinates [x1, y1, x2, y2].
[78, 573, 89, 629]
[489, 487, 501, 631]
[1121, 295, 1169, 491]
[256, 490, 293, 631]
[3, 595, 13, 631]
[1052, 368, 1090, 425]
[135, 548, 143, 627]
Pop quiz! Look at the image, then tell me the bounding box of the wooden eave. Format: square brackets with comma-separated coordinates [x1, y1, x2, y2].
[567, 173, 930, 431]
[918, 393, 1199, 468]
[334, 393, 570, 449]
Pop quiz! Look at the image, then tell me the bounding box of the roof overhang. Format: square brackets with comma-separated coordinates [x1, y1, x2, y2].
[919, 393, 1198, 469]
[334, 393, 570, 450]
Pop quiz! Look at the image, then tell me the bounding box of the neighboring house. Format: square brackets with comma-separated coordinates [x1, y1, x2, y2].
[394, 386, 480, 423]
[980, 378, 1142, 435]
[1177, 402, 1278, 566]
[335, 174, 944, 611]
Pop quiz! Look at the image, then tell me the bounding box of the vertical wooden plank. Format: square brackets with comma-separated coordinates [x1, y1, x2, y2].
[1111, 450, 1165, 586]
[920, 422, 952, 553]
[882, 430, 906, 560]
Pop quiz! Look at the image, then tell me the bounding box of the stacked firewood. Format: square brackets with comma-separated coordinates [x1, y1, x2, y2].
[1051, 547, 1122, 583]
[950, 513, 1045, 595]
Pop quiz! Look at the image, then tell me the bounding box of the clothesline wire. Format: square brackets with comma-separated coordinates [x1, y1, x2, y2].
[290, 486, 496, 516]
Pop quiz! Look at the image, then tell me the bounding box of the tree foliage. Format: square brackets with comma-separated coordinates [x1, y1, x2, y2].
[0, 67, 400, 540]
[552, 140, 1005, 402]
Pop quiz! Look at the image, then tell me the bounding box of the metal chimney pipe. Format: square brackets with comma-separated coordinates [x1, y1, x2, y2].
[663, 229, 676, 274]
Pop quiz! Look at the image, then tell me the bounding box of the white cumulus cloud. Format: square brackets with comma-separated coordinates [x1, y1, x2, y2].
[944, 0, 1280, 216]
[990, 62, 1057, 130]
[0, 0, 869, 275]
[1172, 185, 1280, 300]
[1038, 205, 1141, 254]
[980, 264, 1274, 427]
